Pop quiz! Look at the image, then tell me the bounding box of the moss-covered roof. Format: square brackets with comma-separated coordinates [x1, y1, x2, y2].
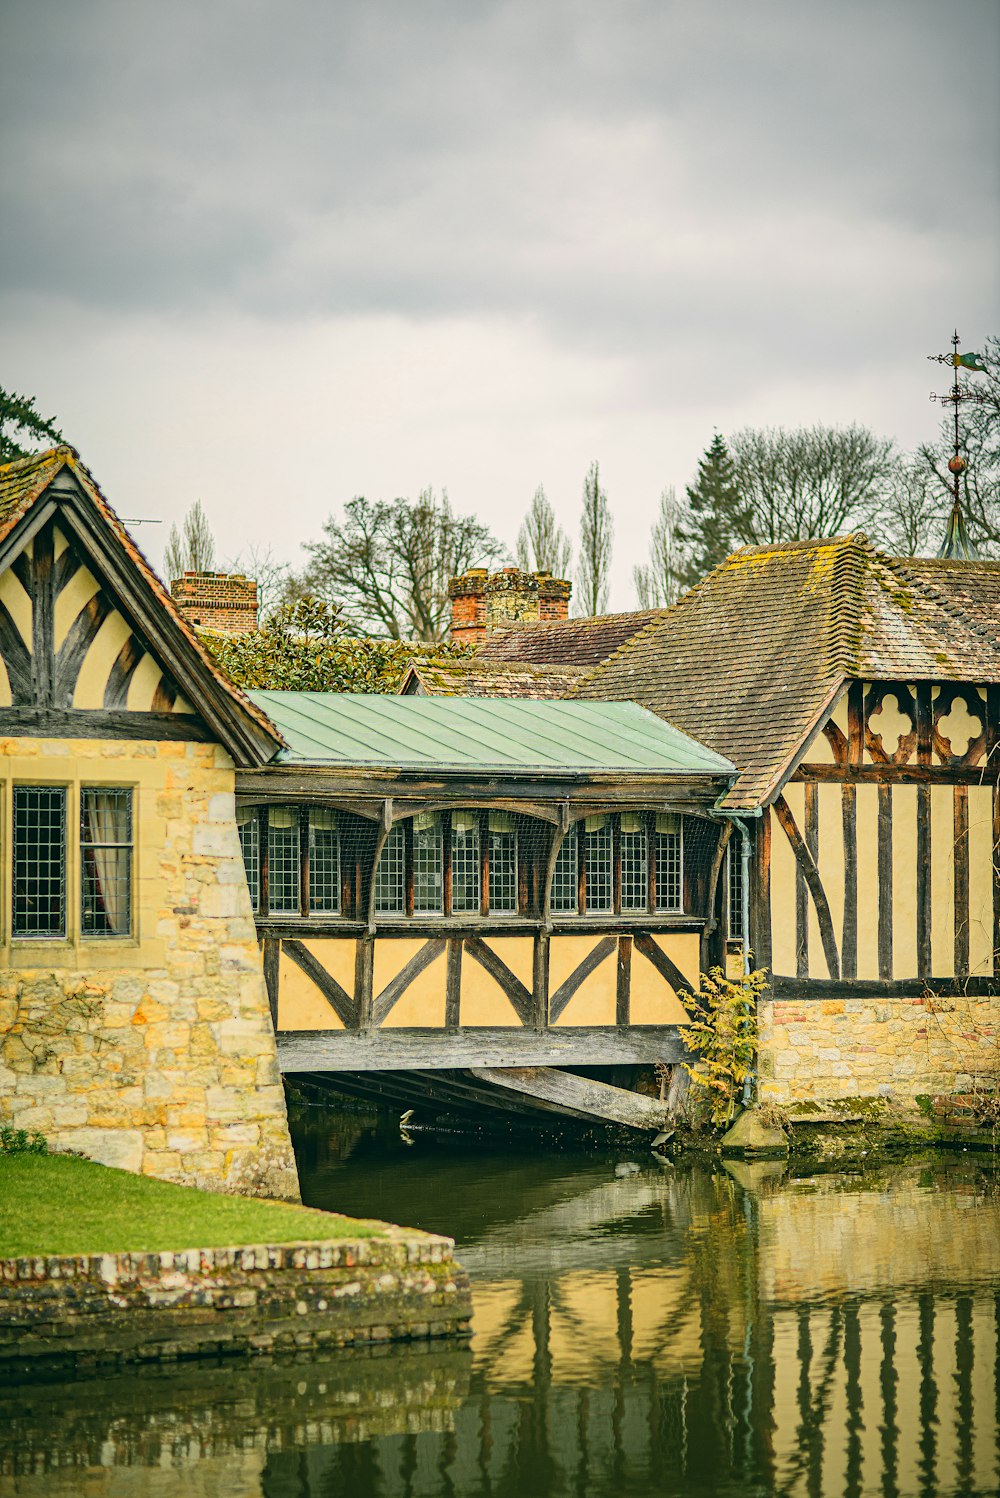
[570, 534, 1000, 810]
[475, 609, 667, 666]
[400, 657, 588, 698]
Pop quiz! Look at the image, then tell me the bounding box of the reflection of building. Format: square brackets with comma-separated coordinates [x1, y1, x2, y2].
[3, 1162, 999, 1496]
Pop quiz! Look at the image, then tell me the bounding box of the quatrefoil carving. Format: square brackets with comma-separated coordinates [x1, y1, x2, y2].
[934, 690, 985, 763]
[865, 689, 916, 764]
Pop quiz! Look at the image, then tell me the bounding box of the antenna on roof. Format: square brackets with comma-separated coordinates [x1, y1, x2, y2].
[120, 518, 163, 526]
[928, 330, 987, 560]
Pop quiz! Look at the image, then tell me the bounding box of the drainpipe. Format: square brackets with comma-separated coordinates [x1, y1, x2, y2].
[711, 805, 762, 1107]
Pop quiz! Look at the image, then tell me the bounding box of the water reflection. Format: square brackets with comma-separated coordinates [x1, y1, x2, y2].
[4, 1119, 1000, 1498]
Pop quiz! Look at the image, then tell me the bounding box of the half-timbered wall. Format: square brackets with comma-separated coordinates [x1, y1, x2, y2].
[245, 799, 724, 1069]
[0, 522, 195, 720]
[766, 680, 997, 990]
[759, 678, 1000, 1105]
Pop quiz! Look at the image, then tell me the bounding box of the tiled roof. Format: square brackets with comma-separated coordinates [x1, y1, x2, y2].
[0, 447, 282, 751]
[475, 609, 667, 666]
[248, 691, 735, 775]
[401, 658, 588, 698]
[572, 534, 1000, 811]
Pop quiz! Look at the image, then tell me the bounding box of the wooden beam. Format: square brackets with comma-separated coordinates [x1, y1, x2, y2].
[464, 935, 534, 1026]
[770, 975, 1000, 1000]
[847, 681, 864, 769]
[532, 931, 549, 1029]
[877, 785, 893, 979]
[372, 938, 447, 1027]
[954, 785, 970, 980]
[753, 810, 772, 972]
[0, 707, 214, 742]
[445, 938, 462, 1028]
[841, 785, 857, 980]
[0, 599, 32, 703]
[31, 520, 54, 708]
[616, 935, 632, 1026]
[917, 784, 931, 980]
[467, 1066, 673, 1131]
[632, 930, 694, 997]
[792, 764, 1000, 784]
[772, 794, 840, 981]
[281, 938, 356, 1029]
[277, 1025, 691, 1072]
[548, 935, 617, 1022]
[262, 938, 279, 1029]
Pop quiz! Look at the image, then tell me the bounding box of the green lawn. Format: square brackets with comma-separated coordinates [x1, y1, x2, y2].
[0, 1154, 385, 1258]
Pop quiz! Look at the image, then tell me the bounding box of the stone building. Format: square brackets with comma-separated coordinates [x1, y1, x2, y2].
[0, 448, 297, 1196]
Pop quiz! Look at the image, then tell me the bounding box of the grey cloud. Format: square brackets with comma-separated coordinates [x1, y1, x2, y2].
[1, 0, 997, 396]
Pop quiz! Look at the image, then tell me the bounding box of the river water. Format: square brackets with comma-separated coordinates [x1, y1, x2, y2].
[5, 1114, 1000, 1498]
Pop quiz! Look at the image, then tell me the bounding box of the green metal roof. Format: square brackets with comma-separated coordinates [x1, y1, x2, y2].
[249, 692, 735, 776]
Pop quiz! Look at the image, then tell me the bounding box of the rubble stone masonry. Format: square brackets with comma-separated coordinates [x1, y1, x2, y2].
[758, 993, 999, 1105]
[0, 737, 298, 1198]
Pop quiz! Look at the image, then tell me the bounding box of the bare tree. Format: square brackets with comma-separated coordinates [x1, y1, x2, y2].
[729, 424, 896, 544]
[576, 461, 613, 615]
[297, 489, 507, 641]
[163, 499, 216, 581]
[225, 543, 291, 620]
[871, 454, 949, 557]
[633, 486, 690, 608]
[516, 485, 572, 577]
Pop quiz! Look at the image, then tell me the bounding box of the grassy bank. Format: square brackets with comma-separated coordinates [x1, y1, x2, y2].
[0, 1154, 385, 1258]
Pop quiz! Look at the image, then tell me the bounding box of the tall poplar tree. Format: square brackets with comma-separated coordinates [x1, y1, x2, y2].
[576, 461, 613, 615]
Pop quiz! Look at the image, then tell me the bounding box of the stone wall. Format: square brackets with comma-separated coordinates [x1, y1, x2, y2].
[0, 737, 297, 1198]
[758, 992, 1000, 1105]
[1, 1229, 471, 1373]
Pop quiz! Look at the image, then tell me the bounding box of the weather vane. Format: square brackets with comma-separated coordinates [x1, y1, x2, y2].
[927, 330, 987, 559]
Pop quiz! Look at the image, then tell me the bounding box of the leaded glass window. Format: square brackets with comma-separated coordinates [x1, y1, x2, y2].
[374, 823, 405, 914]
[550, 825, 579, 913]
[80, 788, 132, 936]
[728, 844, 743, 937]
[309, 809, 340, 913]
[237, 808, 260, 911]
[655, 813, 683, 912]
[620, 813, 648, 911]
[450, 811, 480, 913]
[583, 815, 612, 913]
[488, 812, 517, 913]
[13, 786, 66, 938]
[413, 813, 443, 913]
[268, 807, 300, 915]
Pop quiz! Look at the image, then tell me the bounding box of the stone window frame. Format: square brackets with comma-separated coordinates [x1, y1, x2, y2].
[6, 778, 138, 946]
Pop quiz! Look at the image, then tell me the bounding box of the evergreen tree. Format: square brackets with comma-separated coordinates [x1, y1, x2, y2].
[678, 433, 745, 585]
[0, 386, 64, 465]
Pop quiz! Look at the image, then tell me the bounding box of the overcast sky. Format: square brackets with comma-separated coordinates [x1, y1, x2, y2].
[2, 0, 998, 606]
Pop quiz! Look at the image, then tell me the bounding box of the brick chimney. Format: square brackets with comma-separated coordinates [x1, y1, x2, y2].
[448, 567, 571, 645]
[170, 571, 259, 635]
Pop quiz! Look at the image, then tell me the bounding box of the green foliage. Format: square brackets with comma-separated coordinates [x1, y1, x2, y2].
[0, 1126, 48, 1155]
[678, 433, 746, 586]
[681, 966, 768, 1127]
[0, 386, 64, 465]
[205, 595, 474, 693]
[0, 1153, 380, 1256]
